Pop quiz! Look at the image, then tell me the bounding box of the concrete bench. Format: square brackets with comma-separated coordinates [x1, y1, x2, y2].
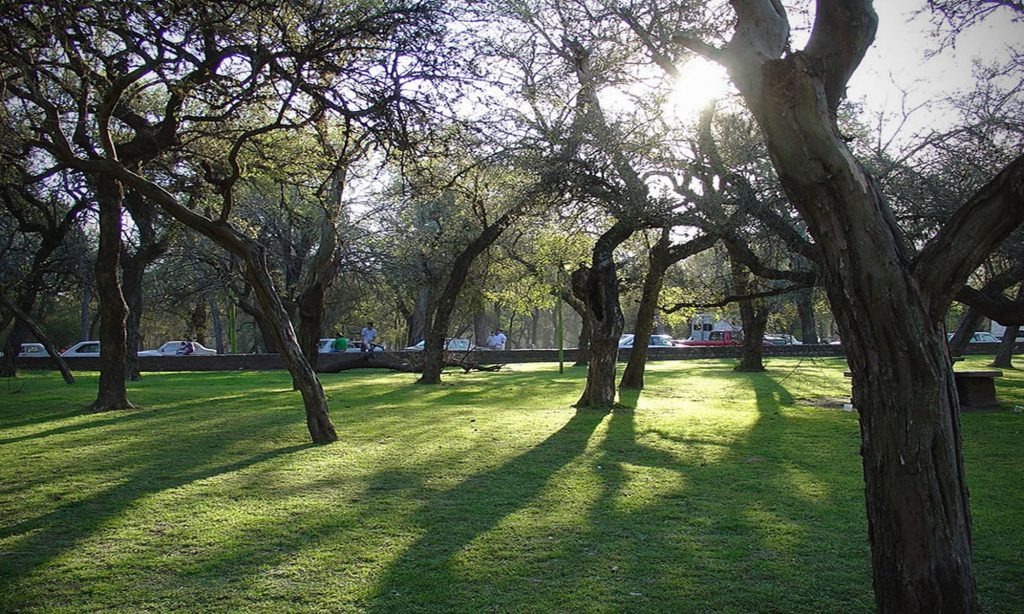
[842, 369, 1003, 410]
[954, 370, 1003, 410]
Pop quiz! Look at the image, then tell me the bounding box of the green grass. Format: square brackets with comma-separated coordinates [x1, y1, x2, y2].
[0, 356, 1022, 613]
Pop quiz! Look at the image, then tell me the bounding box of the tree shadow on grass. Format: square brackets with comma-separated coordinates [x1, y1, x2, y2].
[360, 365, 870, 612]
[365, 409, 607, 613]
[566, 370, 870, 611]
[0, 404, 313, 609]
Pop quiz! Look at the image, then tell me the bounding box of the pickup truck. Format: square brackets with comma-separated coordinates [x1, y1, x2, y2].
[679, 331, 771, 347]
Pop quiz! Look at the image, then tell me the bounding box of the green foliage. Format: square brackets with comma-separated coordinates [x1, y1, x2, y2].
[1, 358, 1021, 612]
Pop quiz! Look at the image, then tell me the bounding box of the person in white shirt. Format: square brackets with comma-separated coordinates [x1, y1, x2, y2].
[493, 329, 507, 350]
[360, 322, 377, 352]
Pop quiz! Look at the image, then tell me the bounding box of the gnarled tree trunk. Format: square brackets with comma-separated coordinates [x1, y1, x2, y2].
[572, 220, 632, 408]
[693, 3, 1024, 608]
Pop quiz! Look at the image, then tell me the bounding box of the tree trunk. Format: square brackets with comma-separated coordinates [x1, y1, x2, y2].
[79, 256, 92, 342]
[734, 44, 977, 611]
[0, 314, 17, 378]
[730, 250, 768, 372]
[0, 297, 75, 384]
[736, 300, 768, 372]
[90, 176, 133, 412]
[948, 306, 983, 357]
[621, 231, 670, 390]
[121, 254, 146, 381]
[572, 220, 632, 408]
[473, 308, 490, 348]
[208, 292, 225, 354]
[243, 249, 336, 444]
[417, 206, 521, 385]
[990, 285, 1023, 368]
[796, 287, 819, 344]
[297, 281, 328, 369]
[409, 286, 430, 346]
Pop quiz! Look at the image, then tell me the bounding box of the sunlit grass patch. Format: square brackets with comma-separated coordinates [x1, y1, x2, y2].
[1, 357, 1021, 612]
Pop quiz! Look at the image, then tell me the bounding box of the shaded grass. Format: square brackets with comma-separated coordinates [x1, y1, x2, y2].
[0, 357, 1021, 612]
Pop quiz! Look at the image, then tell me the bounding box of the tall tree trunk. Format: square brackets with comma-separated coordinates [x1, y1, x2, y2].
[122, 255, 146, 381]
[90, 176, 133, 411]
[0, 314, 18, 377]
[948, 306, 983, 357]
[409, 286, 431, 346]
[473, 308, 489, 348]
[79, 255, 92, 342]
[418, 205, 521, 385]
[730, 246, 767, 372]
[735, 299, 768, 372]
[621, 231, 671, 390]
[991, 323, 1020, 368]
[0, 294, 75, 384]
[708, 6, 1001, 606]
[796, 287, 819, 344]
[990, 285, 1023, 368]
[572, 220, 632, 408]
[208, 292, 225, 354]
[243, 249, 336, 443]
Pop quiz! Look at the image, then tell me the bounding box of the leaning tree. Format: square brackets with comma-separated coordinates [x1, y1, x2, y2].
[620, 1, 1024, 610]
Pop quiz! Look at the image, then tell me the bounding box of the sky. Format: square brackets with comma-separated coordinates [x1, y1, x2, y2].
[847, 3, 1023, 140]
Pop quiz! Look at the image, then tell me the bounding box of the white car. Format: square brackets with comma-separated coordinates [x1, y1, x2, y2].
[946, 332, 1000, 344]
[138, 341, 217, 356]
[61, 341, 101, 357]
[17, 342, 49, 357]
[405, 338, 473, 352]
[618, 334, 675, 349]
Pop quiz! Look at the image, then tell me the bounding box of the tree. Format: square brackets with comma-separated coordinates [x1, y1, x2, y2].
[624, 1, 1024, 609]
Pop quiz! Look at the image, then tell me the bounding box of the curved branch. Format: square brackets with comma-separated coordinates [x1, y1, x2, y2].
[912, 152, 1024, 315]
[804, 0, 879, 115]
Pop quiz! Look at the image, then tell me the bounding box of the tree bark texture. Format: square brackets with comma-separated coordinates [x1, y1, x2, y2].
[948, 306, 983, 357]
[0, 294, 74, 384]
[707, 3, 1024, 607]
[106, 164, 336, 444]
[243, 249, 337, 443]
[572, 220, 632, 407]
[796, 287, 819, 344]
[621, 231, 671, 390]
[991, 284, 1024, 368]
[90, 176, 133, 411]
[417, 206, 521, 385]
[729, 246, 767, 372]
[121, 254, 146, 381]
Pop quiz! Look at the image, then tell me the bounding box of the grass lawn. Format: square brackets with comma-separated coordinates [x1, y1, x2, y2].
[1, 356, 1022, 613]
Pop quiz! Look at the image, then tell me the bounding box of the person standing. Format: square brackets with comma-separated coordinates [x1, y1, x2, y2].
[331, 332, 348, 352]
[493, 329, 507, 350]
[360, 322, 377, 352]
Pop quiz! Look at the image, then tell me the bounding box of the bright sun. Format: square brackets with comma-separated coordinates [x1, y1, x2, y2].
[668, 57, 732, 119]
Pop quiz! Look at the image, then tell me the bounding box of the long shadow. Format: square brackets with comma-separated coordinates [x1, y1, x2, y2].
[562, 367, 871, 611]
[0, 400, 313, 605]
[366, 409, 606, 613]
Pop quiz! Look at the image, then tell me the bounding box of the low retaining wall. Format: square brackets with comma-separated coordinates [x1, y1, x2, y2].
[16, 342, 1018, 373]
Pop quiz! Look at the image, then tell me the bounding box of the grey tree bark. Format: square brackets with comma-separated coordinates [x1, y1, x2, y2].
[643, 2, 1024, 609]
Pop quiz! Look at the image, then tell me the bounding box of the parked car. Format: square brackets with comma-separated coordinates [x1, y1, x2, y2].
[618, 334, 675, 349]
[61, 341, 101, 357]
[764, 334, 803, 345]
[946, 332, 1001, 344]
[405, 338, 473, 352]
[17, 342, 49, 357]
[319, 338, 385, 353]
[138, 341, 217, 356]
